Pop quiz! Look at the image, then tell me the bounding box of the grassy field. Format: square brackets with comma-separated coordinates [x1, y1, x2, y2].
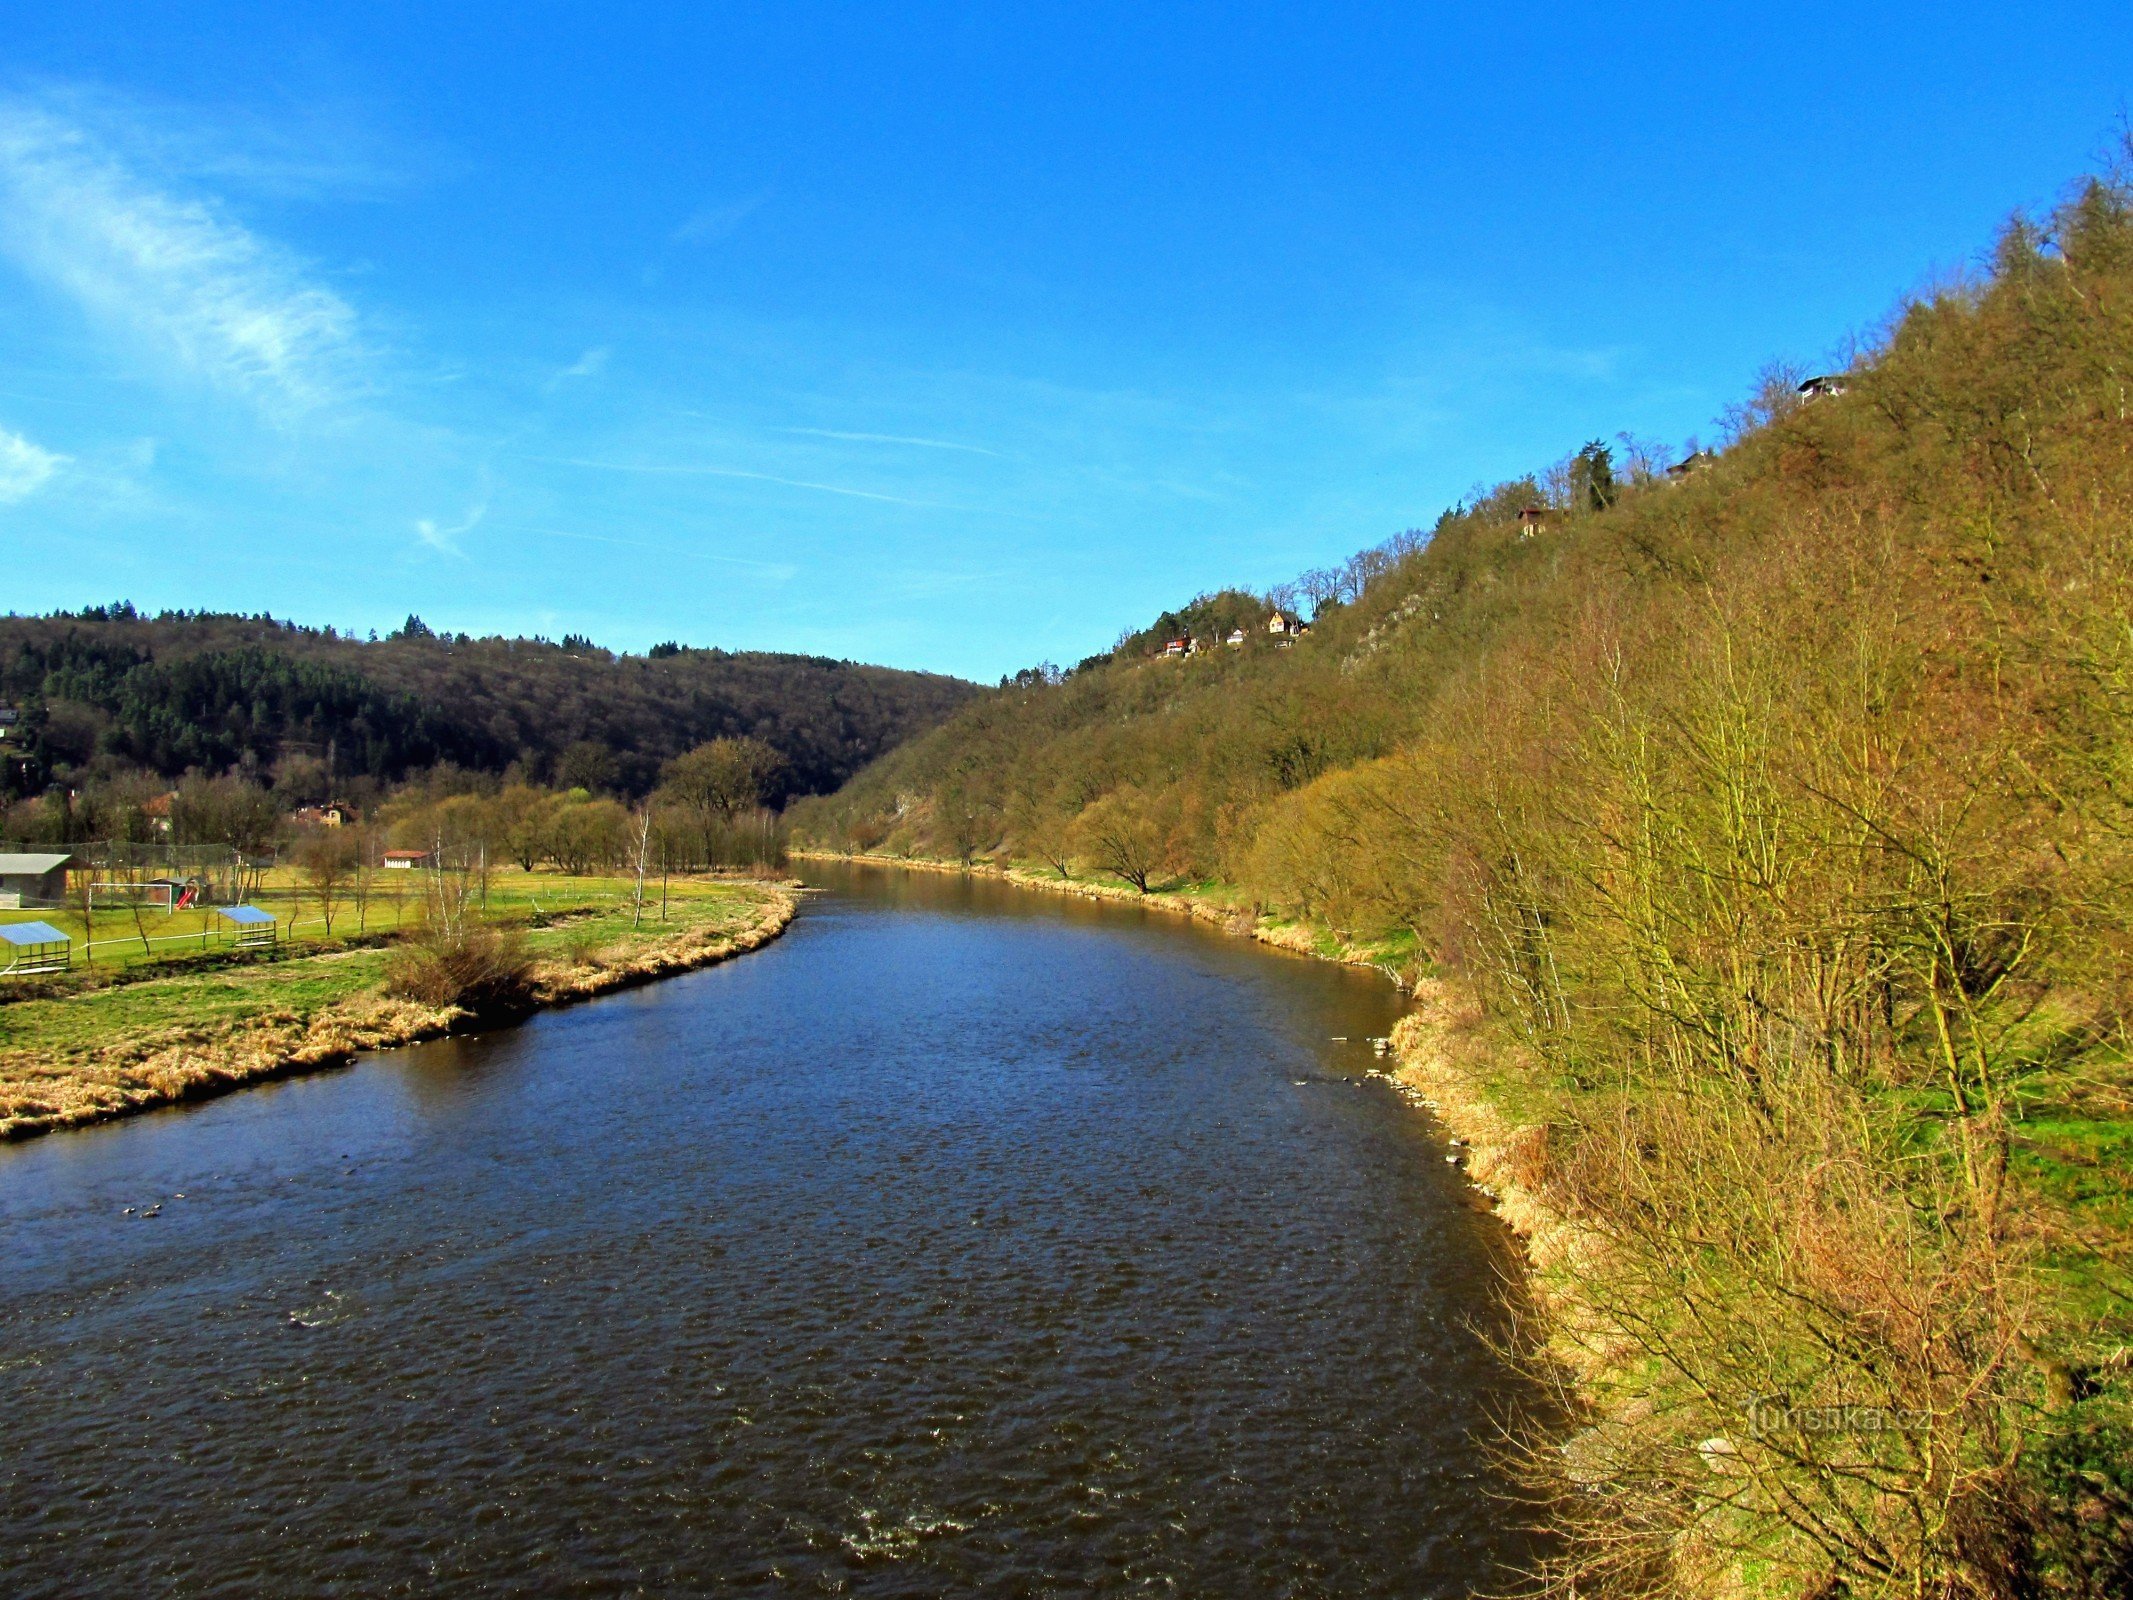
[0, 868, 794, 1138]
[0, 863, 726, 975]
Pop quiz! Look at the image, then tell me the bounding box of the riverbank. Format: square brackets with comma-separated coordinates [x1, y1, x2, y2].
[0, 879, 795, 1141]
[791, 849, 1420, 978]
[802, 852, 2133, 1597]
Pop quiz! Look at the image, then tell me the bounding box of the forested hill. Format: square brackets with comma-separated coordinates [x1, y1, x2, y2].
[794, 174, 2133, 1598]
[0, 611, 977, 801]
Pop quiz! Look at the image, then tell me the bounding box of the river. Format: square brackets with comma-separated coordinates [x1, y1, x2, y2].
[0, 862, 1543, 1597]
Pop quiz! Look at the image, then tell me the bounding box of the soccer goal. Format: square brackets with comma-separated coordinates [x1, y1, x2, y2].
[89, 879, 177, 913]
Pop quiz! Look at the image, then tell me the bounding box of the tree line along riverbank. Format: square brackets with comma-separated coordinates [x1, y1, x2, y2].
[0, 871, 794, 1141]
[791, 168, 2133, 1600]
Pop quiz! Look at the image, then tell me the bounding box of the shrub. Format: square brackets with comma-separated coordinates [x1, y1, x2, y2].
[383, 922, 534, 1014]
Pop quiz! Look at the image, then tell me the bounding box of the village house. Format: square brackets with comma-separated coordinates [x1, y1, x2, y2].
[1517, 505, 1552, 536]
[1666, 450, 1719, 482]
[1160, 637, 1189, 657]
[1267, 609, 1308, 637]
[0, 706, 21, 741]
[381, 849, 434, 870]
[1226, 628, 1246, 647]
[1798, 374, 1849, 400]
[0, 852, 74, 909]
[291, 802, 356, 829]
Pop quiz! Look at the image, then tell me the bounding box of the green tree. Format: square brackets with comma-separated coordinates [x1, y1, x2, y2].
[1570, 439, 1617, 512]
[660, 737, 786, 822]
[543, 796, 631, 875]
[1072, 786, 1178, 893]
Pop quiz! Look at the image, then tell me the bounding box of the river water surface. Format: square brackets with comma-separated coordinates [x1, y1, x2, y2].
[2, 863, 1541, 1597]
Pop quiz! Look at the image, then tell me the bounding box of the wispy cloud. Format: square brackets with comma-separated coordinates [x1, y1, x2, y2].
[543, 455, 960, 509]
[544, 345, 610, 391]
[779, 426, 1000, 457]
[0, 426, 66, 502]
[21, 80, 417, 201]
[504, 522, 797, 580]
[415, 491, 488, 556]
[0, 95, 362, 415]
[673, 193, 769, 244]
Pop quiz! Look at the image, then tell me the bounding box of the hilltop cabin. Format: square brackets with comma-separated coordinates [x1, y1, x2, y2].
[1226, 628, 1247, 647]
[0, 920, 71, 976]
[1517, 505, 1554, 537]
[0, 705, 21, 740]
[292, 802, 356, 829]
[1160, 637, 1190, 657]
[382, 849, 434, 870]
[1267, 609, 1309, 637]
[1798, 374, 1849, 401]
[0, 852, 73, 910]
[1666, 449, 1719, 483]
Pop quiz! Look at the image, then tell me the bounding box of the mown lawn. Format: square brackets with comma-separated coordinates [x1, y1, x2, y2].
[0, 869, 769, 1063]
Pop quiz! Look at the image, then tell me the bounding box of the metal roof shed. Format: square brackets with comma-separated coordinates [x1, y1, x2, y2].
[0, 853, 74, 907]
[0, 920, 71, 975]
[214, 904, 279, 950]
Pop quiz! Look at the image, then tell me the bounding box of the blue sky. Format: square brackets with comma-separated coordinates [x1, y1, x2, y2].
[0, 3, 2126, 681]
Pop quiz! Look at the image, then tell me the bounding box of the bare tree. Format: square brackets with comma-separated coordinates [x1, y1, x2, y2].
[349, 824, 376, 934]
[126, 883, 154, 956]
[1297, 567, 1343, 615]
[631, 805, 655, 928]
[297, 829, 358, 938]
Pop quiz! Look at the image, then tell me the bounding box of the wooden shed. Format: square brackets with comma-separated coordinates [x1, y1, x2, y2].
[0, 853, 74, 908]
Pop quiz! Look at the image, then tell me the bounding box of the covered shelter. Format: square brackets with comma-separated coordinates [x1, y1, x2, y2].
[0, 852, 74, 909]
[0, 920, 71, 976]
[214, 904, 280, 951]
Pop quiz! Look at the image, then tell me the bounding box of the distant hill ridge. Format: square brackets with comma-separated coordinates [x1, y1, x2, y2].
[0, 609, 977, 801]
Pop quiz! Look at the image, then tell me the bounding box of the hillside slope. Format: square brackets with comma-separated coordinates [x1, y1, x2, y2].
[795, 174, 2133, 1598]
[0, 613, 977, 802]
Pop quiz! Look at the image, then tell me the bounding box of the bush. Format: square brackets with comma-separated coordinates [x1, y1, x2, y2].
[383, 922, 534, 1014]
[2015, 1397, 2133, 1599]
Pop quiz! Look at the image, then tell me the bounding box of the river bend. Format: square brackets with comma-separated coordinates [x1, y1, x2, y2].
[0, 862, 1539, 1597]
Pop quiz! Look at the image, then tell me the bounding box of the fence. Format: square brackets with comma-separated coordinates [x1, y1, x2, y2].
[18, 842, 271, 908]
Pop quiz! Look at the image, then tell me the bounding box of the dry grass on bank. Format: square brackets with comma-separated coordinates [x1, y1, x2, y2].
[0, 874, 794, 1140]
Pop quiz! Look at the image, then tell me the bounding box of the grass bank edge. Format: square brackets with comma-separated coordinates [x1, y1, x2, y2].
[0, 878, 797, 1142]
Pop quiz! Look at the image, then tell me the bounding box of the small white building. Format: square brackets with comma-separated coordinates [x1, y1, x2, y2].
[382, 849, 434, 870]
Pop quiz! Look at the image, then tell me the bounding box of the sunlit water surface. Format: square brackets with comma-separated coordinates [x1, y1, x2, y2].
[1, 863, 1540, 1597]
